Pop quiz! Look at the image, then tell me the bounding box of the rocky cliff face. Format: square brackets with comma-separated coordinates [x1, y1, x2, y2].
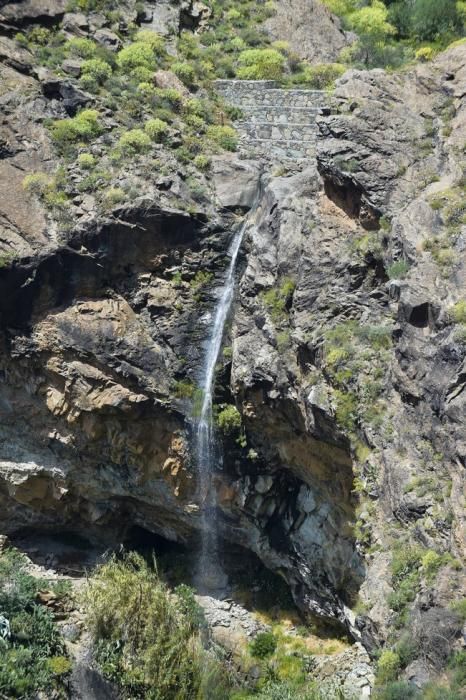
[0, 0, 465, 679]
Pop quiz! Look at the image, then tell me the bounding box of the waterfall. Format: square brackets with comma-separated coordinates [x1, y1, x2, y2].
[193, 197, 260, 593]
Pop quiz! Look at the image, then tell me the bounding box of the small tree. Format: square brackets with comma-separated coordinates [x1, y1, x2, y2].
[117, 42, 156, 71]
[81, 58, 112, 84]
[236, 48, 286, 80]
[144, 118, 169, 142]
[348, 1, 396, 66]
[118, 129, 151, 154]
[412, 0, 461, 40]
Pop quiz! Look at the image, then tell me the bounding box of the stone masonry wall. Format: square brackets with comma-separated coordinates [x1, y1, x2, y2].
[214, 80, 327, 161]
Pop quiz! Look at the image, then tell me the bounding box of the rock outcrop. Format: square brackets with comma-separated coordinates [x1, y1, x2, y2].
[264, 0, 353, 64]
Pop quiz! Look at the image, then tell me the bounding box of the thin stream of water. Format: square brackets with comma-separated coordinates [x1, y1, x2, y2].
[194, 197, 261, 593]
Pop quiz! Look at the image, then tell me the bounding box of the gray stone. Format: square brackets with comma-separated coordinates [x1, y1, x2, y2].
[94, 29, 122, 52]
[403, 660, 431, 688]
[211, 156, 261, 209]
[62, 59, 82, 78]
[62, 12, 88, 35]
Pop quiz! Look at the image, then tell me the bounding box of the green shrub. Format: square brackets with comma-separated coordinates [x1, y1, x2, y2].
[129, 65, 154, 83]
[450, 598, 466, 622]
[117, 42, 156, 71]
[173, 379, 195, 399]
[81, 58, 112, 84]
[77, 152, 95, 169]
[415, 46, 435, 62]
[449, 649, 466, 690]
[27, 26, 51, 45]
[137, 81, 156, 95]
[103, 187, 125, 205]
[377, 650, 401, 685]
[334, 388, 358, 432]
[249, 631, 277, 659]
[22, 172, 51, 195]
[81, 552, 206, 698]
[144, 117, 169, 142]
[293, 62, 346, 88]
[391, 544, 424, 583]
[65, 37, 97, 58]
[387, 260, 410, 279]
[174, 584, 205, 631]
[185, 114, 206, 131]
[276, 330, 291, 351]
[50, 109, 103, 149]
[412, 0, 461, 41]
[206, 125, 237, 151]
[450, 301, 466, 324]
[237, 48, 286, 80]
[79, 74, 98, 92]
[118, 128, 151, 154]
[184, 97, 211, 120]
[154, 87, 183, 110]
[262, 277, 295, 322]
[0, 251, 17, 268]
[190, 270, 213, 289]
[194, 154, 211, 171]
[0, 548, 68, 697]
[172, 61, 196, 86]
[22, 171, 69, 212]
[135, 30, 165, 55]
[388, 543, 425, 622]
[46, 656, 72, 676]
[374, 681, 420, 699]
[217, 405, 242, 435]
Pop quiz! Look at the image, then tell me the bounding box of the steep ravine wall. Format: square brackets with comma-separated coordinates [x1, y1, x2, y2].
[0, 4, 464, 689]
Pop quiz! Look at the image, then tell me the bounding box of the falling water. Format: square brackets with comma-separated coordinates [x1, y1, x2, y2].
[194, 199, 259, 593]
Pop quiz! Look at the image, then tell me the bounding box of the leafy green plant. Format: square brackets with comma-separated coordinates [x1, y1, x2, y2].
[292, 62, 346, 88]
[217, 405, 242, 436]
[117, 42, 157, 71]
[173, 379, 195, 399]
[172, 61, 196, 87]
[262, 278, 295, 323]
[376, 650, 401, 685]
[144, 117, 169, 142]
[77, 152, 95, 169]
[206, 125, 237, 151]
[103, 187, 125, 206]
[134, 29, 166, 55]
[450, 301, 466, 324]
[81, 552, 210, 699]
[236, 48, 286, 80]
[249, 631, 277, 659]
[0, 548, 69, 697]
[50, 109, 103, 151]
[373, 681, 420, 699]
[81, 58, 112, 84]
[65, 37, 97, 58]
[387, 260, 410, 279]
[118, 128, 151, 154]
[194, 154, 211, 171]
[450, 598, 466, 622]
[0, 251, 17, 268]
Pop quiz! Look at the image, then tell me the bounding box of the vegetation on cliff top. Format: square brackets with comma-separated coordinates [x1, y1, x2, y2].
[323, 0, 465, 67]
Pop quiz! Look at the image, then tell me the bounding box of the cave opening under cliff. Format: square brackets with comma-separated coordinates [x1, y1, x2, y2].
[124, 525, 305, 619]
